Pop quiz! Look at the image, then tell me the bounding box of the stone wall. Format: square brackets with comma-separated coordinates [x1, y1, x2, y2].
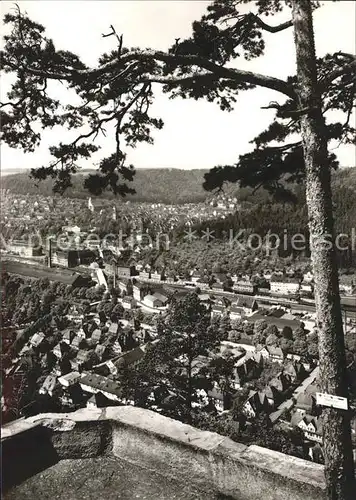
[2, 406, 326, 499]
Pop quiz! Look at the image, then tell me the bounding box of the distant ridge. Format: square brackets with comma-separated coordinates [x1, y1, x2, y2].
[0, 168, 213, 204]
[1, 166, 354, 205]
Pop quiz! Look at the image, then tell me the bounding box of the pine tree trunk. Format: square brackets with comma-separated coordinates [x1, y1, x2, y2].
[291, 1, 355, 498]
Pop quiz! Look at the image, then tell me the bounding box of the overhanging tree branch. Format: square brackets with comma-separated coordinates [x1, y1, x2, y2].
[251, 15, 293, 33]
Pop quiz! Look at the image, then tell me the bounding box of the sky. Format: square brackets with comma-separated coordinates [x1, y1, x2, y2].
[1, 0, 355, 172]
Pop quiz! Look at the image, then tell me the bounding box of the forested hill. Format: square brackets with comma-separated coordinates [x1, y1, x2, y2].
[1, 166, 355, 206]
[1, 168, 212, 204]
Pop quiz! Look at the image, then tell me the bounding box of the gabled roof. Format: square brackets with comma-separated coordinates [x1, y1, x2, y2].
[267, 346, 284, 357]
[233, 297, 257, 309]
[115, 346, 145, 367]
[95, 344, 107, 357]
[80, 372, 122, 397]
[153, 292, 168, 304]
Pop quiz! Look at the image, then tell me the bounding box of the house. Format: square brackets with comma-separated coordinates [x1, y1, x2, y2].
[62, 225, 81, 235]
[91, 329, 102, 344]
[117, 265, 136, 278]
[8, 240, 43, 257]
[339, 274, 356, 295]
[150, 270, 165, 282]
[53, 342, 69, 359]
[143, 294, 164, 309]
[286, 353, 302, 363]
[115, 346, 145, 368]
[133, 283, 146, 301]
[71, 335, 87, 349]
[139, 270, 151, 280]
[284, 362, 306, 382]
[39, 375, 57, 396]
[300, 281, 313, 294]
[295, 391, 317, 415]
[73, 349, 92, 369]
[94, 344, 108, 361]
[243, 390, 270, 418]
[30, 332, 45, 348]
[94, 360, 118, 377]
[80, 372, 123, 402]
[122, 296, 136, 310]
[51, 249, 78, 268]
[211, 282, 224, 292]
[269, 373, 291, 392]
[230, 304, 244, 320]
[108, 322, 120, 336]
[270, 276, 300, 295]
[233, 280, 256, 295]
[207, 383, 232, 413]
[303, 271, 314, 283]
[86, 391, 120, 409]
[58, 371, 81, 387]
[212, 304, 225, 317]
[298, 415, 323, 443]
[266, 346, 284, 364]
[153, 292, 168, 306]
[231, 297, 258, 317]
[264, 385, 282, 407]
[190, 270, 202, 284]
[257, 346, 270, 360]
[263, 269, 273, 280]
[117, 278, 132, 295]
[213, 272, 228, 285]
[62, 329, 76, 345]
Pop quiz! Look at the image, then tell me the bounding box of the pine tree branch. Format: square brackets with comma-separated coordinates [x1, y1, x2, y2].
[319, 58, 356, 89]
[251, 15, 293, 33]
[9, 49, 297, 99]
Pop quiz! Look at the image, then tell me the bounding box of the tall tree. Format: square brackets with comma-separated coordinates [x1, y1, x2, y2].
[291, 2, 354, 498]
[136, 292, 221, 422]
[1, 2, 355, 496]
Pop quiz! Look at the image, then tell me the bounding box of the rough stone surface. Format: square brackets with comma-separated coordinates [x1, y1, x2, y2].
[3, 457, 229, 500]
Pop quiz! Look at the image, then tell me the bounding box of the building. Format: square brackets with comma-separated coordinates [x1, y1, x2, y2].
[270, 276, 300, 295]
[139, 270, 151, 280]
[297, 415, 323, 443]
[117, 265, 136, 278]
[212, 304, 225, 317]
[143, 294, 164, 309]
[80, 372, 123, 402]
[243, 391, 270, 419]
[303, 271, 314, 283]
[133, 283, 146, 301]
[8, 240, 43, 257]
[230, 298, 258, 318]
[30, 332, 45, 348]
[150, 270, 165, 282]
[58, 371, 81, 387]
[233, 280, 256, 295]
[62, 330, 76, 345]
[300, 281, 313, 295]
[39, 375, 57, 396]
[122, 296, 136, 310]
[152, 292, 168, 306]
[86, 392, 120, 409]
[117, 278, 132, 295]
[339, 274, 356, 295]
[53, 342, 69, 359]
[91, 329, 102, 344]
[266, 346, 284, 364]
